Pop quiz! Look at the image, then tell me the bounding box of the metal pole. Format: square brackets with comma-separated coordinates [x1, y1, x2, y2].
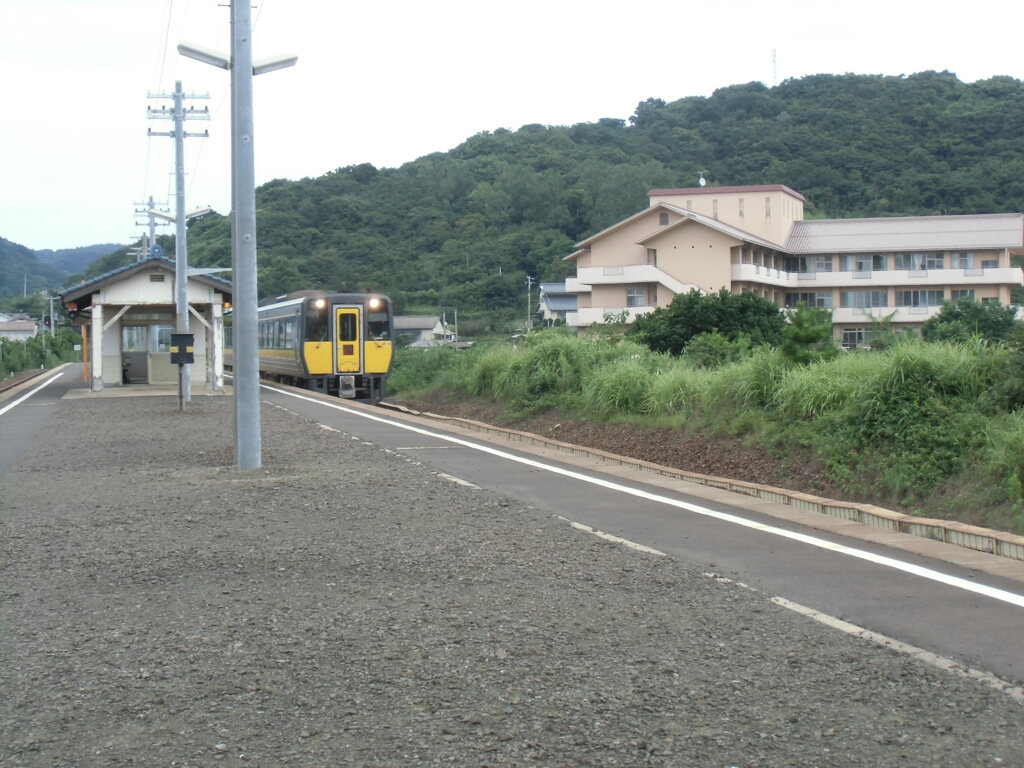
[173, 81, 192, 403]
[231, 0, 262, 469]
[148, 195, 157, 258]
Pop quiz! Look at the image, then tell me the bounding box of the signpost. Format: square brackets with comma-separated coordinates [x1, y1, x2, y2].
[169, 333, 195, 411]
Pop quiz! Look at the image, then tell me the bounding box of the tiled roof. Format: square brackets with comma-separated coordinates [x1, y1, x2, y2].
[0, 320, 37, 332]
[394, 316, 440, 330]
[786, 213, 1024, 254]
[543, 295, 577, 311]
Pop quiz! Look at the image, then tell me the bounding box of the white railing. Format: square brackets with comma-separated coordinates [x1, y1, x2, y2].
[573, 265, 702, 296]
[731, 264, 1023, 289]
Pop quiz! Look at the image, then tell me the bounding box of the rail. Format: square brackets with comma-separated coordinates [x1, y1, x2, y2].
[0, 368, 51, 395]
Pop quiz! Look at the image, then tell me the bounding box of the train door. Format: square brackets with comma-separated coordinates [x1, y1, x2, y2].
[334, 306, 362, 373]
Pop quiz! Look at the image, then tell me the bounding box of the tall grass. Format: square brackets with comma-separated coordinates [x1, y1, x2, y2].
[644, 362, 709, 417]
[771, 352, 877, 420]
[390, 334, 1024, 533]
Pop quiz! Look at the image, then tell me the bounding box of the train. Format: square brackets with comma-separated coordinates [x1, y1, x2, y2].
[225, 290, 394, 402]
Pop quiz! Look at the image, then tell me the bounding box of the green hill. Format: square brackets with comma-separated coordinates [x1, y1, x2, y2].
[30, 71, 1024, 320]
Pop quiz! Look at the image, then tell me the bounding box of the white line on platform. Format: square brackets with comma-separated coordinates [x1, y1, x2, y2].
[0, 372, 65, 417]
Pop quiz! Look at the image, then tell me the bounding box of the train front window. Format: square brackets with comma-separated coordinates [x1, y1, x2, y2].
[338, 312, 357, 342]
[306, 304, 328, 341]
[368, 314, 390, 340]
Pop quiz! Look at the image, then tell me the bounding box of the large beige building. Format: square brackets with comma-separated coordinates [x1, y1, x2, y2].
[564, 184, 1024, 347]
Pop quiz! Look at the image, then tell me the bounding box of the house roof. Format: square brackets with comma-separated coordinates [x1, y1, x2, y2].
[542, 294, 577, 311]
[0, 320, 37, 332]
[394, 316, 441, 330]
[58, 255, 232, 307]
[648, 184, 806, 201]
[785, 213, 1024, 254]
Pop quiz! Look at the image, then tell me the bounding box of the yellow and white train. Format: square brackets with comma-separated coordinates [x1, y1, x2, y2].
[226, 290, 394, 402]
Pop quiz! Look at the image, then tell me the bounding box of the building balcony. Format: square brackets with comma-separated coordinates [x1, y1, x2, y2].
[830, 306, 944, 325]
[731, 264, 1023, 289]
[567, 305, 653, 327]
[564, 276, 591, 294]
[572, 265, 701, 295]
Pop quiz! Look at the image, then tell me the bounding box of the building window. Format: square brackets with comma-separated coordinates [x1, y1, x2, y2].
[951, 252, 974, 269]
[842, 328, 868, 349]
[712, 200, 719, 219]
[765, 197, 771, 217]
[951, 289, 975, 301]
[626, 288, 646, 307]
[982, 259, 999, 269]
[840, 290, 888, 308]
[659, 212, 669, 226]
[895, 290, 944, 307]
[840, 254, 884, 273]
[647, 248, 658, 265]
[785, 292, 833, 308]
[738, 198, 745, 218]
[895, 252, 942, 270]
[154, 325, 174, 352]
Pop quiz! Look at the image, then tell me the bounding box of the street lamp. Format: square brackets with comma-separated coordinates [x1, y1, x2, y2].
[178, 2, 296, 470]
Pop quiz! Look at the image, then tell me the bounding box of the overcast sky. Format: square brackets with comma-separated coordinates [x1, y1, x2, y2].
[2, 0, 1022, 251]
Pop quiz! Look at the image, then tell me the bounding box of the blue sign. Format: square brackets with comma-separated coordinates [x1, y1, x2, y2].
[150, 244, 163, 259]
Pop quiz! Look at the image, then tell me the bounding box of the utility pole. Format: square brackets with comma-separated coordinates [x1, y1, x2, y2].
[148, 81, 209, 403]
[525, 275, 535, 332]
[179, 4, 296, 469]
[134, 195, 170, 261]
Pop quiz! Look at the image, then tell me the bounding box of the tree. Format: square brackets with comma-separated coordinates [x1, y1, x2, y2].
[781, 304, 840, 364]
[920, 297, 1021, 343]
[630, 289, 786, 355]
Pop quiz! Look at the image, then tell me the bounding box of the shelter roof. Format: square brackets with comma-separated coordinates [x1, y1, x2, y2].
[58, 255, 232, 308]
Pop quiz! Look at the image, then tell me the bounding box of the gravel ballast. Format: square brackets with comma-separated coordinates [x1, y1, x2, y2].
[1, 395, 1022, 767]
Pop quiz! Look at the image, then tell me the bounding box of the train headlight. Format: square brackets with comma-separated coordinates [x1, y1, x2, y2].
[367, 297, 382, 310]
[313, 298, 326, 309]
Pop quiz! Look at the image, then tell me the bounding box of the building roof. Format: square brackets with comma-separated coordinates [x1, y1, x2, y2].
[639, 204, 784, 251]
[648, 184, 806, 202]
[785, 213, 1024, 254]
[394, 316, 441, 330]
[570, 201, 786, 255]
[58, 255, 232, 308]
[0, 320, 37, 332]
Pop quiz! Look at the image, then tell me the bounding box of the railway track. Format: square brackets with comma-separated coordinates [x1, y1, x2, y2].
[0, 368, 50, 395]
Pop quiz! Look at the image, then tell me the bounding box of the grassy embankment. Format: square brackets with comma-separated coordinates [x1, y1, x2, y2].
[388, 331, 1024, 536]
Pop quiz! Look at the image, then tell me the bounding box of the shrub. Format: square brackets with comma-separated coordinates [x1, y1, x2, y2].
[682, 332, 753, 369]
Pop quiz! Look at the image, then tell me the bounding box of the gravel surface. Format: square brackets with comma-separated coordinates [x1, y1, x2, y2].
[2, 395, 1022, 767]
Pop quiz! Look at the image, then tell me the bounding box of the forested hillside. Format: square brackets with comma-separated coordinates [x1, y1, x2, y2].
[80, 71, 1024, 318]
[0, 238, 65, 300]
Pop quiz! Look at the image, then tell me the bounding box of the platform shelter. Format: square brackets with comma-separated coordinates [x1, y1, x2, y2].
[59, 256, 232, 392]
